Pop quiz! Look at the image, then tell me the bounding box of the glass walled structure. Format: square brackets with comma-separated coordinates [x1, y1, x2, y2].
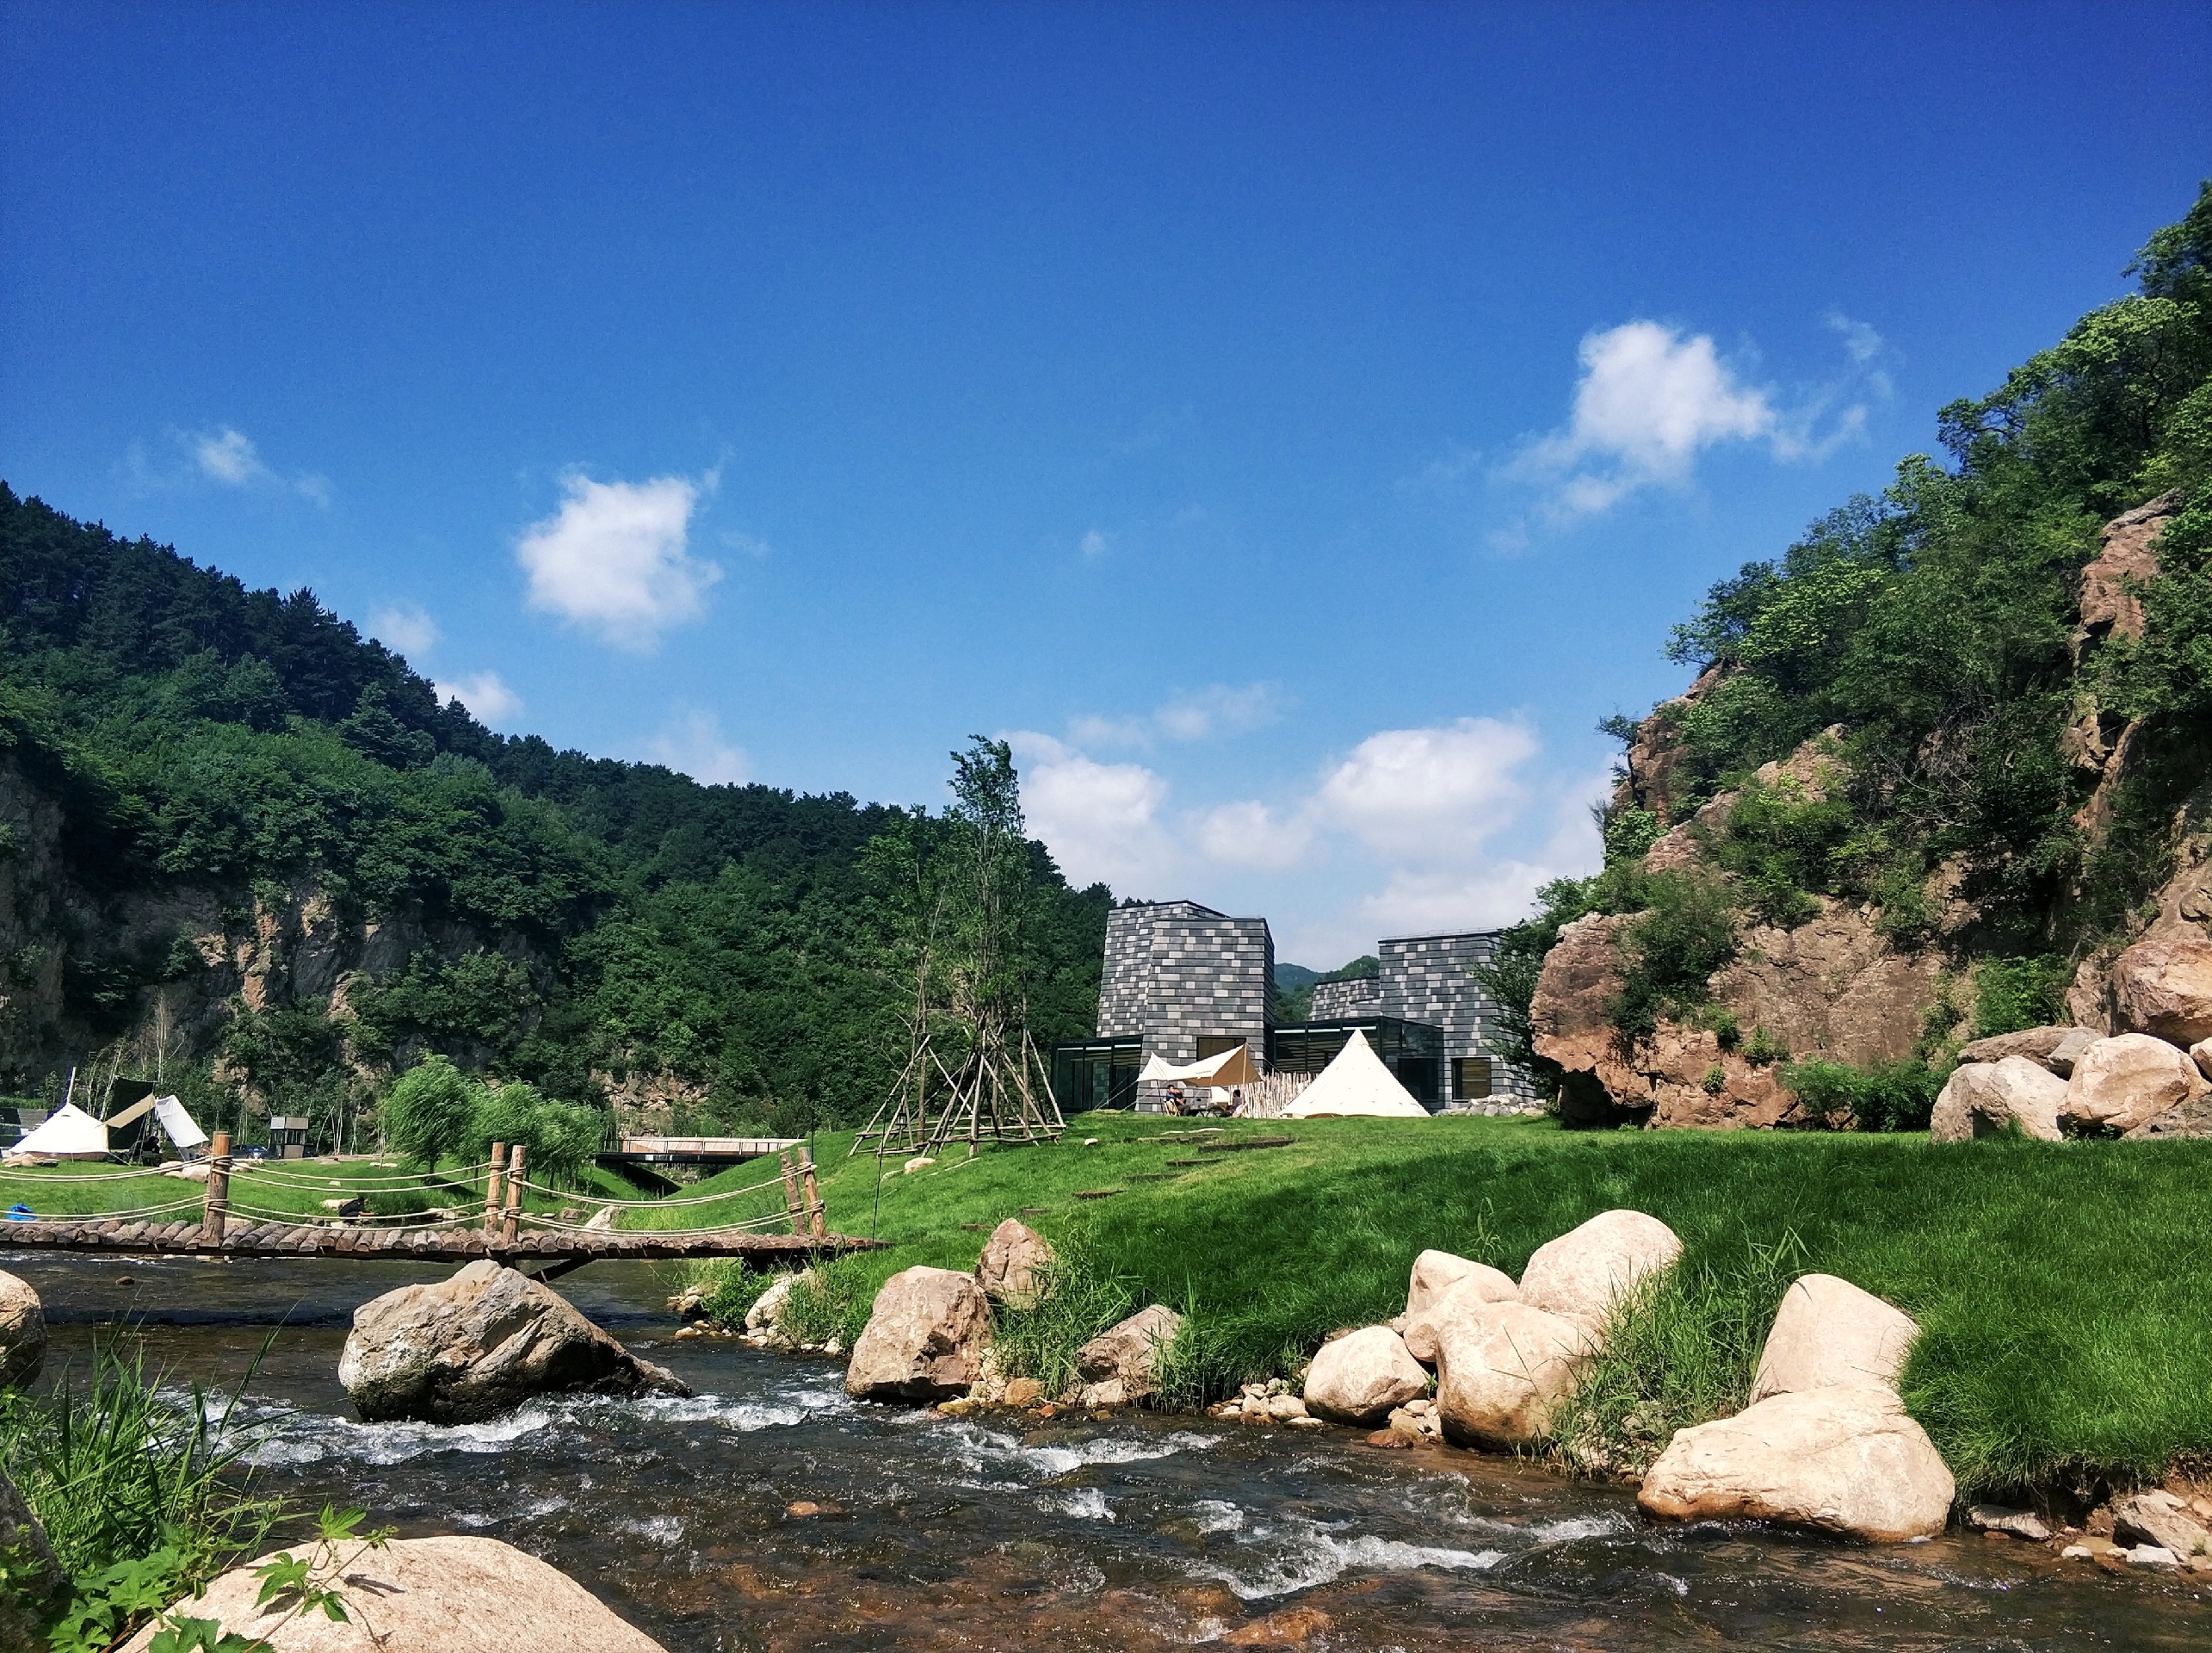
[1052, 1037, 1145, 1113]
[1268, 1017, 1445, 1111]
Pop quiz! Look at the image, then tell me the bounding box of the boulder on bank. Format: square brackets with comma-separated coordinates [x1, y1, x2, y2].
[2061, 1033, 2209, 1135]
[0, 1269, 46, 1390]
[975, 1219, 1056, 1309]
[1073, 1304, 1183, 1406]
[1956, 1024, 2099, 1076]
[119, 1534, 667, 1652]
[1517, 1210, 1682, 1334]
[1750, 1274, 1919, 1402]
[844, 1266, 993, 1402]
[2112, 1489, 2211, 1558]
[1637, 1383, 1955, 1541]
[2127, 1090, 2212, 1138]
[339, 1261, 689, 1424]
[1406, 1249, 1514, 1318]
[1433, 1301, 1591, 1450]
[1301, 1326, 1429, 1425]
[2110, 934, 2212, 1049]
[1928, 1057, 2066, 1142]
[746, 1271, 807, 1335]
[1401, 1268, 1520, 1365]
[2194, 1038, 2212, 1081]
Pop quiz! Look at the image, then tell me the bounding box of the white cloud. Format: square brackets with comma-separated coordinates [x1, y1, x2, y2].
[1078, 529, 1109, 559]
[370, 604, 440, 658]
[1007, 731, 1178, 894]
[1823, 310, 1885, 364]
[164, 424, 331, 505]
[515, 472, 722, 651]
[646, 709, 749, 787]
[721, 529, 773, 560]
[1192, 800, 1313, 871]
[1066, 682, 1284, 751]
[435, 671, 524, 726]
[1314, 717, 1539, 864]
[1513, 322, 1776, 519]
[195, 427, 263, 486]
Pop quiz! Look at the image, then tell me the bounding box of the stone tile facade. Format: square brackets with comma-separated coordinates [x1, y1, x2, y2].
[1308, 975, 1381, 1018]
[1376, 932, 1541, 1106]
[1098, 901, 1273, 1110]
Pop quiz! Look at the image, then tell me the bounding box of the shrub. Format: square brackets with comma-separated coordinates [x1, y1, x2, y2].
[1781, 1057, 1947, 1131]
[1611, 871, 1739, 1040]
[1701, 1065, 1727, 1095]
[1974, 955, 2074, 1038]
[1744, 1025, 1786, 1066]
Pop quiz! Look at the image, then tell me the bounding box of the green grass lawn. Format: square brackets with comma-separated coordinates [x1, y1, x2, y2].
[667, 1111, 2211, 1500]
[0, 1155, 634, 1223]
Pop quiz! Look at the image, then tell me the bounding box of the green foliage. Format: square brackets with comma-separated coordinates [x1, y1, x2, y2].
[988, 1234, 1140, 1399]
[1599, 803, 1662, 867]
[1610, 871, 1738, 1040]
[378, 1054, 475, 1168]
[1781, 1057, 1946, 1131]
[1470, 876, 1602, 1101]
[466, 1080, 603, 1186]
[1974, 955, 2074, 1039]
[1711, 771, 1856, 928]
[1743, 1025, 1785, 1067]
[1700, 1064, 1726, 1095]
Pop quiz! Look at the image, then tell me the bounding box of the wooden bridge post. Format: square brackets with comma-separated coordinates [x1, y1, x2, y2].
[779, 1151, 802, 1235]
[485, 1142, 506, 1235]
[797, 1147, 825, 1241]
[502, 1143, 524, 1246]
[201, 1130, 232, 1245]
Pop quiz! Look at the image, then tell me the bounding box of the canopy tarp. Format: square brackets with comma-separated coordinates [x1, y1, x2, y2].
[153, 1095, 209, 1152]
[1138, 1043, 1261, 1090]
[1280, 1031, 1430, 1118]
[6, 1102, 109, 1161]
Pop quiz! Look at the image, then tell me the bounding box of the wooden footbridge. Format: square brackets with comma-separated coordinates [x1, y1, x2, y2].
[0, 1135, 881, 1275]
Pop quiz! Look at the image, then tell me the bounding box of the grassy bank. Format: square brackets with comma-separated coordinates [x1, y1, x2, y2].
[671, 1113, 2210, 1501]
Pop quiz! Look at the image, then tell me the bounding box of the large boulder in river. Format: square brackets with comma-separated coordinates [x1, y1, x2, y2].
[1750, 1274, 1918, 1402]
[1073, 1304, 1183, 1406]
[975, 1218, 1056, 1309]
[1433, 1301, 1591, 1449]
[1928, 1057, 2066, 1142]
[0, 1270, 45, 1389]
[1406, 1249, 1514, 1318]
[2110, 934, 2212, 1049]
[1401, 1267, 1519, 1365]
[339, 1260, 689, 1424]
[1301, 1326, 1429, 1425]
[1956, 1024, 2099, 1076]
[846, 1266, 992, 1402]
[1517, 1210, 1682, 1335]
[2061, 1033, 2209, 1135]
[1638, 1384, 1954, 1541]
[120, 1535, 667, 1652]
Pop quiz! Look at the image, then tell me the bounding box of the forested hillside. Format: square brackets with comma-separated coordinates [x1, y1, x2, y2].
[0, 492, 1112, 1142]
[1487, 184, 2212, 1128]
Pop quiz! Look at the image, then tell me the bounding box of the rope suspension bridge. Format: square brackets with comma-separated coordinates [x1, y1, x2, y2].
[0, 1136, 882, 1277]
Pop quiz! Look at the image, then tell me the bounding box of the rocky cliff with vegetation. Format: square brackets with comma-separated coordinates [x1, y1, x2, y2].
[0, 492, 1110, 1142]
[1486, 186, 2212, 1130]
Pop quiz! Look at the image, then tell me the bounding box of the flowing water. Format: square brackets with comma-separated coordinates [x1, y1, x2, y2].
[15, 1254, 2208, 1651]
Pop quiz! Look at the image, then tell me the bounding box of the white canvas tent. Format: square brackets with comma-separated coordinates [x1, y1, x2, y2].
[104, 1093, 210, 1155]
[5, 1102, 109, 1161]
[1280, 1030, 1430, 1118]
[1137, 1043, 1261, 1090]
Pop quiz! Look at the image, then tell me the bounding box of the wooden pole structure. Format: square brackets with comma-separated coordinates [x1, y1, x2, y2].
[484, 1142, 507, 1236]
[201, 1130, 231, 1245]
[502, 1143, 524, 1245]
[798, 1147, 825, 1241]
[779, 1151, 803, 1235]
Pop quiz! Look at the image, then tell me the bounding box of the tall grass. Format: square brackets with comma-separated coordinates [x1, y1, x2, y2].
[988, 1236, 1137, 1397]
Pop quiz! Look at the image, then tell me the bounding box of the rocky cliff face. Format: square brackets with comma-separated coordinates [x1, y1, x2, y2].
[1535, 495, 2210, 1129]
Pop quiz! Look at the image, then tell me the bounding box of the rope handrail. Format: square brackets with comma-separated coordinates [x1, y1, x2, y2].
[507, 1172, 788, 1210]
[0, 1164, 175, 1183]
[225, 1200, 483, 1231]
[516, 1208, 796, 1236]
[23, 1196, 210, 1222]
[235, 1161, 495, 1188]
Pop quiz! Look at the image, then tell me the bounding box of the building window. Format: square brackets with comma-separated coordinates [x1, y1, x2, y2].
[1195, 1036, 1248, 1061]
[1453, 1057, 1493, 1100]
[1052, 1038, 1143, 1112]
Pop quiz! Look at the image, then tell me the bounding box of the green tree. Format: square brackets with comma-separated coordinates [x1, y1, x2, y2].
[378, 1056, 477, 1169]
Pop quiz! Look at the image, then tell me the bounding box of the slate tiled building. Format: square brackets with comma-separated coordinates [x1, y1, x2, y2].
[1092, 900, 1274, 1109]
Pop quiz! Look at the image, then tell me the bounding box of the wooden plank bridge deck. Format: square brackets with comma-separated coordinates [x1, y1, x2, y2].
[0, 1218, 881, 1266]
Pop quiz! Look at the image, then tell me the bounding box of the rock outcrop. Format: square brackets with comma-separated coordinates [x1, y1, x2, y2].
[1517, 1210, 1682, 1335]
[1928, 1057, 2066, 1142]
[119, 1535, 667, 1653]
[844, 1266, 993, 1403]
[1432, 1302, 1591, 1449]
[1750, 1273, 1918, 1401]
[1072, 1305, 1183, 1406]
[1637, 1383, 1955, 1541]
[975, 1219, 1056, 1309]
[1300, 1326, 1429, 1426]
[0, 1270, 45, 1389]
[2109, 935, 2212, 1049]
[1401, 1267, 1519, 1365]
[1956, 1024, 2099, 1076]
[2126, 1090, 2212, 1139]
[339, 1262, 688, 1424]
[2061, 1033, 2209, 1135]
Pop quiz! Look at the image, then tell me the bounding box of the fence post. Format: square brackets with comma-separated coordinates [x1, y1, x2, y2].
[798, 1147, 825, 1241]
[502, 1143, 524, 1246]
[484, 1142, 506, 1236]
[779, 1151, 802, 1235]
[201, 1130, 231, 1246]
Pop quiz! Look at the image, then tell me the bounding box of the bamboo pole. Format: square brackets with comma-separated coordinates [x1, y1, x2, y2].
[201, 1131, 231, 1245]
[502, 1143, 524, 1245]
[484, 1142, 507, 1235]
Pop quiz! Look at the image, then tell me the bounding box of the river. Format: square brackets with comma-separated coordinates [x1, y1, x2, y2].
[13, 1254, 2206, 1651]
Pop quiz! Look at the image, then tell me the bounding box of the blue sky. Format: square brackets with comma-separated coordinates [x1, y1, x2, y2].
[3, 3, 2207, 965]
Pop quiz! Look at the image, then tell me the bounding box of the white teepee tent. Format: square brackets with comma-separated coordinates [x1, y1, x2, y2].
[6, 1102, 109, 1161]
[1280, 1030, 1430, 1118]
